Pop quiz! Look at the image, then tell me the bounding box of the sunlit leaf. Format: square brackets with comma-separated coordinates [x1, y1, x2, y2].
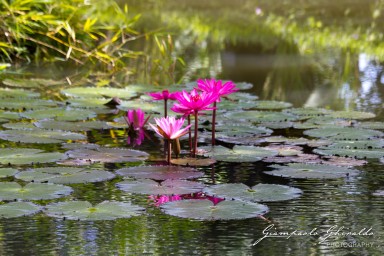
[65, 147, 149, 163]
[0, 182, 73, 200]
[116, 165, 203, 180]
[0, 202, 42, 219]
[160, 199, 268, 220]
[0, 129, 86, 143]
[45, 201, 145, 220]
[20, 108, 97, 121]
[34, 120, 110, 131]
[0, 148, 67, 165]
[62, 87, 137, 99]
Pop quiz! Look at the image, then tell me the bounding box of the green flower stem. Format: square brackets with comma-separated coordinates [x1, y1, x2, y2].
[168, 139, 172, 164]
[193, 112, 198, 157]
[212, 101, 217, 146]
[188, 115, 192, 152]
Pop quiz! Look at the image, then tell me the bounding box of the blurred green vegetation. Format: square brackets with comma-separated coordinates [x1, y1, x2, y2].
[0, 0, 142, 68]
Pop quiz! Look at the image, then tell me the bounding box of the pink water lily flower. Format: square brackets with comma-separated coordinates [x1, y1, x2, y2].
[197, 79, 237, 146]
[171, 89, 217, 115]
[149, 116, 191, 140]
[125, 108, 150, 130]
[147, 90, 178, 101]
[149, 116, 191, 163]
[197, 79, 238, 102]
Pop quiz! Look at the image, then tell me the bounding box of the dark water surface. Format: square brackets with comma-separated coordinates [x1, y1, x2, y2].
[1, 0, 384, 255]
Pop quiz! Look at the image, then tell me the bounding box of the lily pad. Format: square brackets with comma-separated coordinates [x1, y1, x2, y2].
[2, 122, 37, 130]
[0, 148, 68, 165]
[0, 99, 58, 110]
[321, 156, 367, 167]
[0, 202, 42, 218]
[45, 201, 145, 220]
[266, 163, 360, 179]
[0, 182, 73, 200]
[2, 78, 41, 88]
[203, 183, 303, 202]
[283, 107, 331, 117]
[198, 145, 278, 162]
[254, 100, 292, 110]
[260, 122, 294, 129]
[20, 108, 97, 121]
[65, 147, 149, 163]
[160, 199, 268, 220]
[304, 127, 383, 140]
[354, 122, 384, 130]
[313, 147, 384, 159]
[323, 140, 384, 149]
[0, 88, 40, 98]
[116, 179, 205, 195]
[118, 100, 163, 113]
[170, 157, 216, 166]
[0, 129, 86, 143]
[65, 98, 111, 109]
[15, 167, 116, 184]
[61, 143, 100, 150]
[0, 168, 19, 177]
[116, 166, 203, 180]
[0, 111, 21, 121]
[225, 111, 298, 123]
[61, 87, 137, 99]
[34, 120, 110, 131]
[330, 111, 376, 120]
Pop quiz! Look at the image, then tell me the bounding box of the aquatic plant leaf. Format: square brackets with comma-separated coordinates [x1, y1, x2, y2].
[34, 120, 110, 131]
[224, 92, 258, 101]
[321, 156, 367, 167]
[118, 100, 163, 113]
[0, 202, 42, 218]
[20, 108, 97, 121]
[266, 163, 360, 179]
[0, 99, 58, 110]
[264, 136, 310, 145]
[116, 179, 205, 195]
[214, 123, 273, 136]
[0, 148, 68, 165]
[0, 182, 73, 200]
[324, 140, 384, 149]
[15, 167, 116, 184]
[330, 111, 376, 120]
[260, 122, 294, 129]
[372, 190, 384, 196]
[262, 154, 322, 164]
[65, 98, 111, 108]
[265, 145, 303, 156]
[160, 199, 268, 220]
[61, 143, 100, 150]
[0, 88, 40, 98]
[224, 111, 298, 123]
[0, 129, 86, 143]
[253, 100, 292, 110]
[234, 82, 254, 90]
[0, 111, 21, 121]
[2, 121, 36, 130]
[62, 87, 137, 99]
[218, 100, 259, 111]
[354, 122, 384, 130]
[2, 78, 41, 88]
[45, 201, 145, 220]
[304, 127, 383, 140]
[116, 166, 203, 180]
[215, 134, 265, 145]
[203, 183, 302, 202]
[313, 148, 384, 159]
[170, 157, 216, 166]
[0, 168, 19, 178]
[65, 147, 149, 163]
[283, 107, 331, 117]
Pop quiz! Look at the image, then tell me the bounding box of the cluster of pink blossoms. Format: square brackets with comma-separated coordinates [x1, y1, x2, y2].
[125, 79, 237, 161]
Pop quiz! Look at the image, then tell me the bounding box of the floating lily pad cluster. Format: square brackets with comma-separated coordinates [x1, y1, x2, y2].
[1, 77, 383, 221]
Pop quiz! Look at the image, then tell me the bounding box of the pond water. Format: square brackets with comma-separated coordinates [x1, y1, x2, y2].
[1, 0, 384, 255]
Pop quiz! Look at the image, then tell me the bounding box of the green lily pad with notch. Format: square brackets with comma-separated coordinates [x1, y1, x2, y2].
[0, 88, 40, 98]
[266, 163, 360, 179]
[65, 147, 149, 163]
[45, 201, 145, 220]
[313, 147, 384, 159]
[118, 100, 163, 114]
[203, 183, 303, 202]
[330, 111, 376, 120]
[260, 122, 294, 129]
[0, 129, 86, 143]
[304, 127, 383, 140]
[0, 182, 73, 200]
[0, 99, 58, 110]
[253, 100, 292, 110]
[0, 202, 42, 218]
[0, 168, 19, 177]
[224, 92, 258, 101]
[61, 87, 137, 99]
[116, 179, 205, 195]
[15, 167, 116, 184]
[0, 148, 68, 165]
[20, 108, 97, 121]
[116, 166, 203, 180]
[34, 120, 110, 131]
[160, 199, 268, 220]
[224, 111, 299, 123]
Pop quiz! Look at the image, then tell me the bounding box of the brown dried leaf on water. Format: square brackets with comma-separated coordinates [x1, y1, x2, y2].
[170, 157, 216, 166]
[321, 156, 367, 167]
